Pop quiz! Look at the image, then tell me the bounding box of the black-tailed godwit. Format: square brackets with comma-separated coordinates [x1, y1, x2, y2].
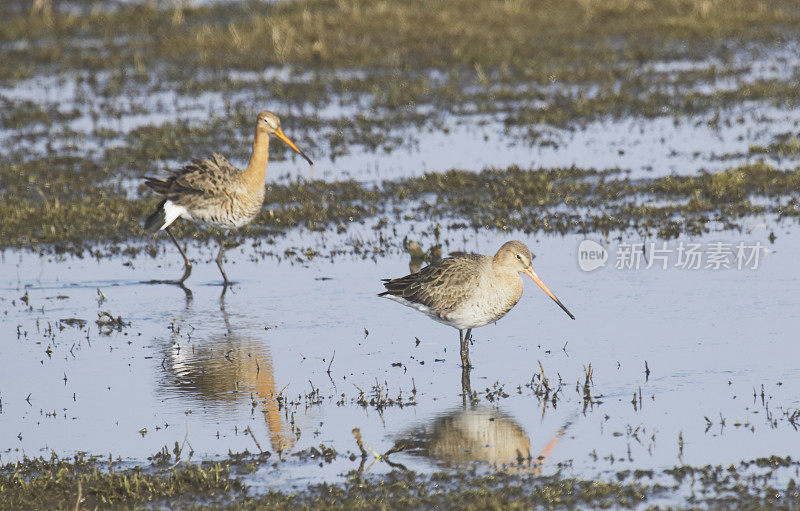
[144, 111, 312, 285]
[379, 240, 574, 368]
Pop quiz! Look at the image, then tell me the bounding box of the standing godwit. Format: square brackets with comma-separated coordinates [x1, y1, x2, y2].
[144, 111, 312, 285]
[379, 240, 574, 368]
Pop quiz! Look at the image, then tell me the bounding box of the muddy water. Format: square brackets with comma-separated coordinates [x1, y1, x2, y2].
[2, 222, 798, 487]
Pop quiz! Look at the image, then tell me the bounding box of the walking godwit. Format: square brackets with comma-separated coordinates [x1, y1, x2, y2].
[379, 240, 574, 368]
[144, 111, 312, 285]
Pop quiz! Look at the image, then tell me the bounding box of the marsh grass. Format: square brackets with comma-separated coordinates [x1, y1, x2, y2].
[2, 453, 799, 510]
[2, 0, 799, 119]
[0, 453, 246, 510]
[2, 162, 798, 254]
[6, 0, 791, 70]
[749, 132, 800, 158]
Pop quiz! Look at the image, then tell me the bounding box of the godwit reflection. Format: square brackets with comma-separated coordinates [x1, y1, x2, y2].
[404, 238, 442, 273]
[161, 296, 294, 452]
[407, 406, 532, 466]
[385, 366, 567, 472]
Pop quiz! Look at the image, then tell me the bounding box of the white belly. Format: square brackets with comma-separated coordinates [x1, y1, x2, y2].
[384, 294, 516, 331]
[183, 207, 257, 230]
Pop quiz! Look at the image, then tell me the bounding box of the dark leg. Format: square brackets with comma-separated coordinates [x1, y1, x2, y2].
[461, 363, 472, 408]
[166, 227, 192, 284]
[215, 236, 229, 285]
[460, 328, 472, 369]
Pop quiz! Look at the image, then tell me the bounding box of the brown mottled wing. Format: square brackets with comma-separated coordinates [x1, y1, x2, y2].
[380, 255, 483, 313]
[144, 153, 239, 200]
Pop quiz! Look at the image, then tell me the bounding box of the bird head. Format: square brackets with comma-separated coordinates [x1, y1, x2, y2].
[256, 110, 313, 166]
[496, 240, 575, 320]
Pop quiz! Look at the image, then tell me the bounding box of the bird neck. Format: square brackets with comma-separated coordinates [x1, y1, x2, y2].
[491, 257, 520, 283]
[244, 128, 270, 186]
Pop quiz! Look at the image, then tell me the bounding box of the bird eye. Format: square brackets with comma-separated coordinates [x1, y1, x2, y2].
[516, 254, 522, 260]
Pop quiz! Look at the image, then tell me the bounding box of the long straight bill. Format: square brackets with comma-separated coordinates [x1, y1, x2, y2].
[274, 127, 314, 166]
[524, 268, 575, 319]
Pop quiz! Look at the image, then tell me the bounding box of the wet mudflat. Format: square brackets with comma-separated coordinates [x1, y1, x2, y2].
[3, 0, 800, 508]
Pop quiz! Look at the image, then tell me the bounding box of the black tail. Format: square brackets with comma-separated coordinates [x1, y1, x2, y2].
[144, 176, 173, 195]
[144, 199, 167, 232]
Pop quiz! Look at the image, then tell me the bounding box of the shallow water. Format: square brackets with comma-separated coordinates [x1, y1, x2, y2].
[332, 105, 800, 183]
[3, 14, 800, 500]
[2, 221, 799, 488]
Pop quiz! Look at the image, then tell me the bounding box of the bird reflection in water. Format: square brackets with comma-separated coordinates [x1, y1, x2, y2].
[357, 365, 568, 474]
[412, 405, 533, 466]
[405, 238, 442, 273]
[161, 293, 295, 453]
[391, 366, 534, 470]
